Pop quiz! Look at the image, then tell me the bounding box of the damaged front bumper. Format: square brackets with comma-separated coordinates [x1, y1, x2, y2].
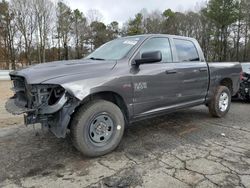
[5, 92, 68, 115]
[6, 79, 80, 138]
[6, 94, 80, 138]
[5, 98, 36, 115]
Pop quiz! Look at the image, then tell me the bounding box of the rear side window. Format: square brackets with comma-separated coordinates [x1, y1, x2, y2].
[140, 38, 173, 63]
[173, 39, 200, 62]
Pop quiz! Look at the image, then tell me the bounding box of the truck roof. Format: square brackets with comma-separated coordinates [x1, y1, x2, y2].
[122, 34, 197, 41]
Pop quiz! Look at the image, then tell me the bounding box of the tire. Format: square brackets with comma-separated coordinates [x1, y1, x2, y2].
[208, 86, 231, 118]
[70, 99, 125, 157]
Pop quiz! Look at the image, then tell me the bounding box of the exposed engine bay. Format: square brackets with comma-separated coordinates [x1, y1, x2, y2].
[6, 75, 80, 138]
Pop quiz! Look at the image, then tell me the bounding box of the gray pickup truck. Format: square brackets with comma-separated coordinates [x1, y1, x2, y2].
[6, 34, 242, 157]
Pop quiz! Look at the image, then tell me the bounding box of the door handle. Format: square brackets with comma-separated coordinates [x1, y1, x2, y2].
[166, 70, 177, 74]
[199, 68, 208, 72]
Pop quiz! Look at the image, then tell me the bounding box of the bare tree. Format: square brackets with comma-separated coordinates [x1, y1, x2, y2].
[72, 9, 87, 59]
[11, 0, 37, 65]
[242, 0, 250, 61]
[33, 0, 54, 63]
[56, 1, 72, 60]
[0, 0, 18, 69]
[0, 0, 250, 67]
[143, 10, 164, 34]
[87, 9, 103, 23]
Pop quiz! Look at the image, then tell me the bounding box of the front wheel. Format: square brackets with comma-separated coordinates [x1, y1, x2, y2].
[208, 86, 231, 118]
[70, 99, 125, 157]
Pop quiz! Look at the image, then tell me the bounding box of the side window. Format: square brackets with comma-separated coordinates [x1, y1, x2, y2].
[173, 39, 200, 62]
[140, 38, 173, 63]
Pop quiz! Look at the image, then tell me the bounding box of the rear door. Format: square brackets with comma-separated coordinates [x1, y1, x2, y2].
[172, 38, 209, 103]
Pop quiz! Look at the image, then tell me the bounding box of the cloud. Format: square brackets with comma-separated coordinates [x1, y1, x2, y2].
[67, 0, 205, 25]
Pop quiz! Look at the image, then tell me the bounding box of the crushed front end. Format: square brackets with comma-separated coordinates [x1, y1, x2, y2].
[5, 75, 80, 138]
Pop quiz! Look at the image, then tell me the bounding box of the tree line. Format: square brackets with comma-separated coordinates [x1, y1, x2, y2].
[0, 0, 250, 70]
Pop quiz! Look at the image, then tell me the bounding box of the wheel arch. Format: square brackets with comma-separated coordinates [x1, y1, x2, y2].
[220, 78, 233, 95]
[71, 91, 130, 127]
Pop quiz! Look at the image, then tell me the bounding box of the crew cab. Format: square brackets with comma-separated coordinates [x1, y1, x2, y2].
[6, 34, 242, 157]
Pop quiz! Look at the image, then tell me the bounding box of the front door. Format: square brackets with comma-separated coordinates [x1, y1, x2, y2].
[132, 37, 182, 116]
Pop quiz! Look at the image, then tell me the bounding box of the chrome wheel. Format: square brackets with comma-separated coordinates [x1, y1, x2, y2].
[219, 92, 229, 112]
[89, 113, 114, 145]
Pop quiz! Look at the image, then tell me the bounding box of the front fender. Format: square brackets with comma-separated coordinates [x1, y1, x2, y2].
[61, 77, 133, 105]
[61, 78, 121, 100]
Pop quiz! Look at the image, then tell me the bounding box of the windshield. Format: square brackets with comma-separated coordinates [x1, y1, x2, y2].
[242, 63, 250, 73]
[85, 37, 142, 60]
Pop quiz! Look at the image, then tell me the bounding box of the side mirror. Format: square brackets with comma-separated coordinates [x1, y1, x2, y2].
[133, 51, 162, 66]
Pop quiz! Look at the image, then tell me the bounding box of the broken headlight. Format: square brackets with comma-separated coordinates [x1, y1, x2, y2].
[32, 85, 65, 108]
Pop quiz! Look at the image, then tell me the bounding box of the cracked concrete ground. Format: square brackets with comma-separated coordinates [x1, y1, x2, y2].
[0, 81, 250, 188]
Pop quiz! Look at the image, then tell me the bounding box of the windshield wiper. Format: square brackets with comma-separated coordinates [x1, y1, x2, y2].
[89, 57, 106, 61]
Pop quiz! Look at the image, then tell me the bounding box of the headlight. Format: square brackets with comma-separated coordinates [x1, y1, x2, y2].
[48, 86, 65, 105]
[32, 85, 65, 107]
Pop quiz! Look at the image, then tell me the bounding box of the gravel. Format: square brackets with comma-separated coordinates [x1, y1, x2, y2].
[0, 81, 250, 188]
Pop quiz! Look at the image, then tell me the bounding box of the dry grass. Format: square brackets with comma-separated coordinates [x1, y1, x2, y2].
[0, 81, 13, 100]
[0, 81, 23, 127]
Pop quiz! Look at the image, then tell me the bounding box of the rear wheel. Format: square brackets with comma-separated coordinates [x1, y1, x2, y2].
[70, 99, 125, 157]
[208, 86, 231, 118]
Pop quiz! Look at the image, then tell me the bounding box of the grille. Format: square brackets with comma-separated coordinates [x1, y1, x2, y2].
[12, 76, 25, 91]
[11, 76, 30, 108]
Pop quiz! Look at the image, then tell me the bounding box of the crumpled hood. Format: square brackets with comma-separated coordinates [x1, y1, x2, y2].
[10, 59, 116, 84]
